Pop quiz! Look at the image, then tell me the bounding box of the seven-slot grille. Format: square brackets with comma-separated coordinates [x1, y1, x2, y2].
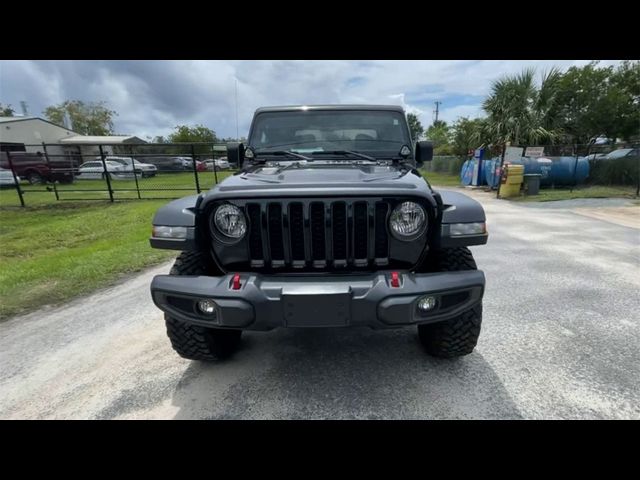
[245, 199, 391, 270]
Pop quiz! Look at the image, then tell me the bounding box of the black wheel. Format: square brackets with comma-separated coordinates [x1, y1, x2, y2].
[27, 171, 44, 185]
[417, 247, 482, 358]
[164, 252, 242, 361]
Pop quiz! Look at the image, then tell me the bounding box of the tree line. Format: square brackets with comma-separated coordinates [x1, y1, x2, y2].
[408, 60, 639, 157]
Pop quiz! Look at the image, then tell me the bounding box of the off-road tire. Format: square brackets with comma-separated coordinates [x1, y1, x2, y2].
[164, 252, 242, 361]
[418, 247, 482, 358]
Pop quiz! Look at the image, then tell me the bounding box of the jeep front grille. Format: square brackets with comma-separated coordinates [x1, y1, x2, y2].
[245, 199, 391, 270]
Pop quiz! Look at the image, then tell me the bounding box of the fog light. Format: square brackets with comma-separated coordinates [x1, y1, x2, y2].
[417, 296, 437, 312]
[197, 299, 217, 315]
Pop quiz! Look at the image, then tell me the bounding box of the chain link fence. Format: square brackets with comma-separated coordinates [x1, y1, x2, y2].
[0, 142, 238, 207]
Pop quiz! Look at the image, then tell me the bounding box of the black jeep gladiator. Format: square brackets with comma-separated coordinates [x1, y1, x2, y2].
[149, 105, 488, 360]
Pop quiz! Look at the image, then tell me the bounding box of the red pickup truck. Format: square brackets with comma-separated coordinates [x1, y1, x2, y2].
[0, 151, 75, 184]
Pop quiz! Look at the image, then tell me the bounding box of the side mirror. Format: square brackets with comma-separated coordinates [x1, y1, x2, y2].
[415, 141, 433, 167]
[226, 142, 244, 168]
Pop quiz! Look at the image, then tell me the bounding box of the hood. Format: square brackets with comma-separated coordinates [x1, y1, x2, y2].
[206, 162, 432, 199]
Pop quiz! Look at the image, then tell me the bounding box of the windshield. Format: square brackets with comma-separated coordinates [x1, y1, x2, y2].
[248, 110, 411, 159]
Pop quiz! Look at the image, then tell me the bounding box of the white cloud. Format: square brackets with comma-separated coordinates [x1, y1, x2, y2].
[0, 60, 624, 139]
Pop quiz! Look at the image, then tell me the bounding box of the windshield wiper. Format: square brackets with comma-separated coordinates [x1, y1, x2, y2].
[311, 150, 377, 161]
[254, 150, 312, 161]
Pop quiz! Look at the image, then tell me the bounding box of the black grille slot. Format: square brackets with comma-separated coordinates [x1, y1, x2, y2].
[247, 204, 263, 261]
[268, 203, 284, 260]
[375, 202, 389, 259]
[332, 202, 347, 261]
[353, 202, 368, 260]
[310, 202, 326, 263]
[289, 203, 305, 261]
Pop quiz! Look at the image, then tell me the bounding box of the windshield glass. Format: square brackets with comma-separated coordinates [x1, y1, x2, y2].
[248, 110, 411, 158]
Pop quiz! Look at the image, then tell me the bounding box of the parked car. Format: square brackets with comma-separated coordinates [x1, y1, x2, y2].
[215, 158, 230, 170]
[0, 167, 17, 188]
[0, 151, 74, 184]
[605, 148, 639, 161]
[584, 153, 608, 162]
[143, 156, 199, 172]
[590, 148, 640, 189]
[204, 158, 230, 171]
[104, 157, 158, 177]
[77, 160, 131, 180]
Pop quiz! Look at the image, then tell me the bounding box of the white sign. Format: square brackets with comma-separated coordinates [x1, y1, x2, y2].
[525, 146, 545, 157]
[504, 146, 524, 164]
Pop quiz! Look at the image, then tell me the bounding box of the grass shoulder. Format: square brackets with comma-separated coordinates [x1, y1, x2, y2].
[507, 185, 638, 202]
[0, 200, 176, 320]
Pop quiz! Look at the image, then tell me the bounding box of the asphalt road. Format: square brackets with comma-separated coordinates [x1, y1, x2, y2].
[1, 191, 639, 419]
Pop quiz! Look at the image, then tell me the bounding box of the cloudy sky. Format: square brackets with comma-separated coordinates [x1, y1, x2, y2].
[0, 60, 622, 140]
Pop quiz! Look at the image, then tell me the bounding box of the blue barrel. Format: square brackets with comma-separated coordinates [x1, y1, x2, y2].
[498, 156, 589, 186]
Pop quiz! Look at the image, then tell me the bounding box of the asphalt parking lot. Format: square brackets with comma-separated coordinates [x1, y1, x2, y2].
[1, 190, 639, 419]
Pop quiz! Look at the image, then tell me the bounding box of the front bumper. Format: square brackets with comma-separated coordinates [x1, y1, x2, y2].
[150, 270, 485, 330]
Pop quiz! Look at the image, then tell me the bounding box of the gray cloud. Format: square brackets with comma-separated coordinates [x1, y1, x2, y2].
[0, 60, 622, 140]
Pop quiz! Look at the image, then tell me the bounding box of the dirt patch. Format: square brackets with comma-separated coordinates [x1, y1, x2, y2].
[572, 206, 640, 229]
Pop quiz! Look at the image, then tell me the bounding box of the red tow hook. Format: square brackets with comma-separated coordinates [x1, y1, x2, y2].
[390, 271, 401, 288]
[232, 273, 241, 290]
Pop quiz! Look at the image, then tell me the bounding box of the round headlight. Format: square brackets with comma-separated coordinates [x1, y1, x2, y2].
[389, 201, 427, 239]
[213, 204, 247, 239]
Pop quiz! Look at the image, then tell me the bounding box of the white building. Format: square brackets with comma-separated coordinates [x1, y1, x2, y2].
[0, 117, 145, 160]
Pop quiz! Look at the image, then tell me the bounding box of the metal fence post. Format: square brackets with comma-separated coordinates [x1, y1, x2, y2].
[99, 145, 114, 202]
[570, 141, 579, 193]
[5, 150, 25, 207]
[42, 143, 60, 201]
[129, 146, 142, 200]
[211, 144, 218, 185]
[496, 143, 507, 198]
[191, 144, 201, 194]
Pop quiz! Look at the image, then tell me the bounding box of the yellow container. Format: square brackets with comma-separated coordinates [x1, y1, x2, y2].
[499, 165, 524, 197]
[506, 175, 524, 185]
[499, 182, 521, 197]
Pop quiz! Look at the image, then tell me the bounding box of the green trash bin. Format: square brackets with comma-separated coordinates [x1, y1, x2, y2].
[523, 174, 542, 195]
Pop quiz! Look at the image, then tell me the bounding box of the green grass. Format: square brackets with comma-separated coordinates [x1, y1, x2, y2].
[507, 185, 638, 202]
[420, 170, 461, 187]
[0, 171, 236, 207]
[0, 201, 177, 320]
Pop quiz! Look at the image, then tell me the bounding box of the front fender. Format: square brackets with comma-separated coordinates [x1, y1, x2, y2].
[149, 194, 203, 250]
[437, 189, 488, 248]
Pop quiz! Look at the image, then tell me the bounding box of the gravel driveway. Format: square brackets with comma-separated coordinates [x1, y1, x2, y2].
[1, 191, 639, 419]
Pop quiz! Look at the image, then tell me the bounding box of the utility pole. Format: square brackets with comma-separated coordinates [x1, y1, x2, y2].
[235, 78, 239, 140]
[433, 101, 441, 123]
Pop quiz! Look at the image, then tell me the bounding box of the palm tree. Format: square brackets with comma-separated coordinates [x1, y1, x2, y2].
[482, 67, 563, 196]
[483, 67, 562, 147]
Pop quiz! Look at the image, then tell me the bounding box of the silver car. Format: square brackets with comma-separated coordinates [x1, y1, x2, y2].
[77, 160, 129, 180]
[0, 167, 17, 188]
[99, 156, 158, 177]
